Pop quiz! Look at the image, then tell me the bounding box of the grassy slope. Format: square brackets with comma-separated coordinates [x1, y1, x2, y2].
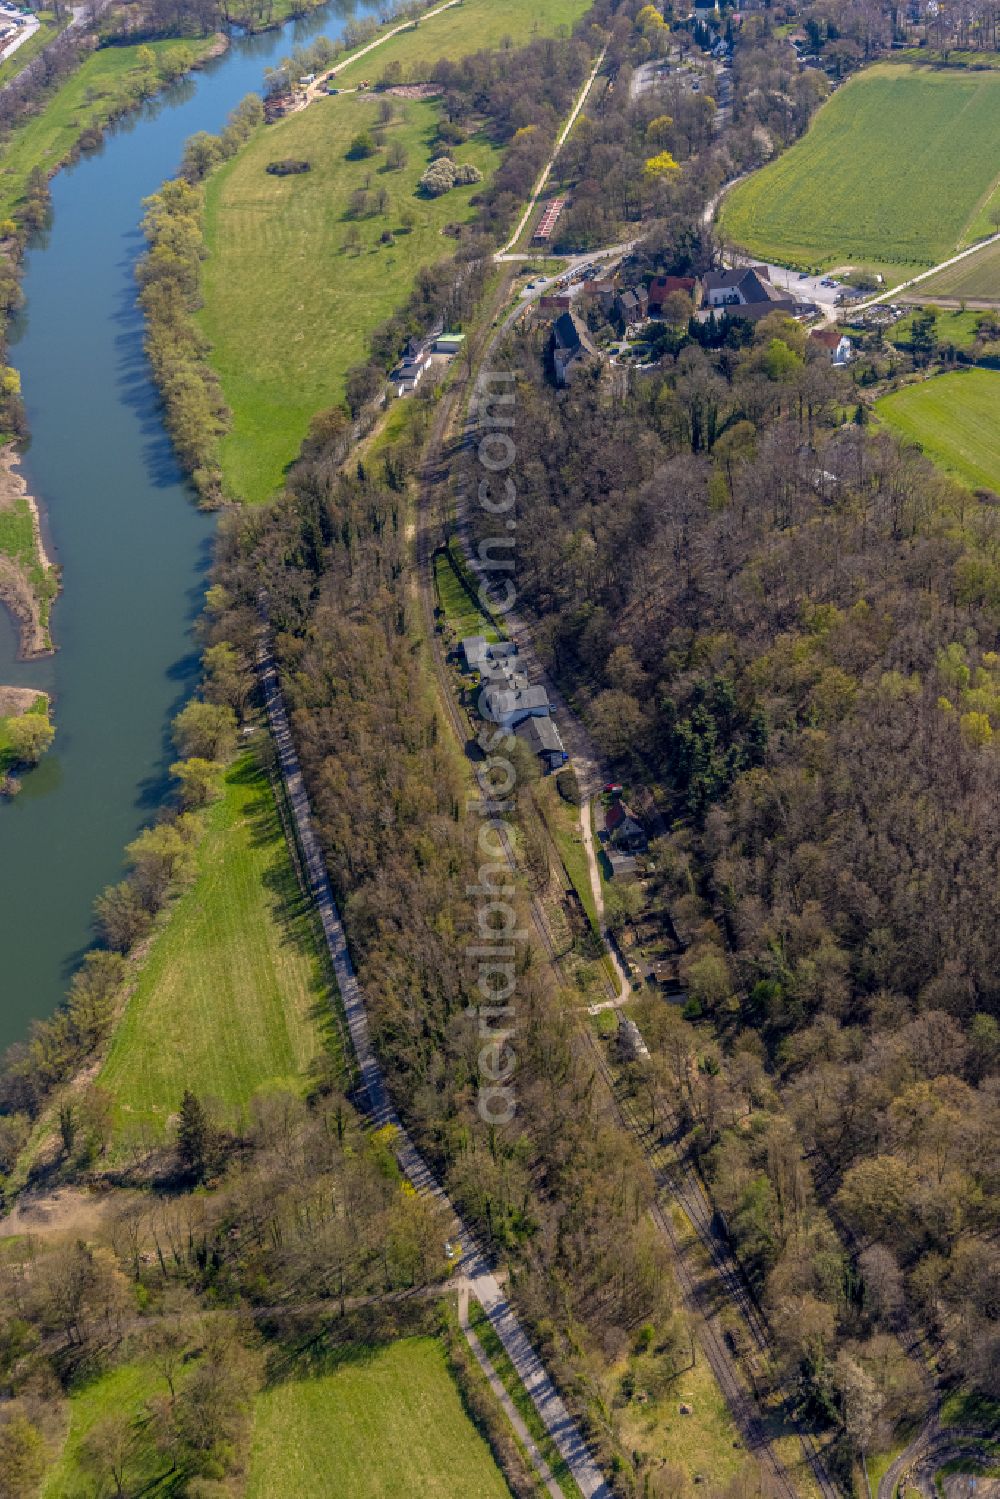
[200, 97, 500, 503]
[890, 306, 984, 350]
[41, 1363, 165, 1499]
[876, 368, 1000, 490]
[99, 756, 333, 1139]
[920, 235, 1000, 299]
[721, 64, 1000, 270]
[0, 39, 210, 221]
[246, 1338, 513, 1499]
[333, 0, 589, 89]
[0, 490, 57, 631]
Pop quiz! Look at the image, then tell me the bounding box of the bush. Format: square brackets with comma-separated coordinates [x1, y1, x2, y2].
[556, 766, 581, 805]
[347, 130, 377, 160]
[454, 162, 483, 186]
[265, 158, 310, 176]
[419, 158, 457, 197]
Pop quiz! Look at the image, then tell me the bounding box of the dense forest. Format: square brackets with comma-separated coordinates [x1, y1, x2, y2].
[466, 270, 1000, 1419]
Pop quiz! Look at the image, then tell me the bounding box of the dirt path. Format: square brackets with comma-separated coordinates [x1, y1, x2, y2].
[497, 44, 608, 256]
[299, 0, 461, 108]
[0, 443, 57, 659]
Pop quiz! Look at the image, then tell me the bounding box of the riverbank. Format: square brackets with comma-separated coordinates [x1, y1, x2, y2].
[0, 441, 57, 658]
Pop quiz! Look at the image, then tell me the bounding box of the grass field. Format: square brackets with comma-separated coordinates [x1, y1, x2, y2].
[246, 1339, 513, 1498]
[99, 755, 334, 1140]
[332, 0, 589, 89]
[918, 235, 1000, 300]
[721, 63, 1000, 270]
[0, 37, 211, 222]
[434, 546, 498, 642]
[891, 305, 984, 350]
[41, 1363, 165, 1498]
[200, 96, 500, 502]
[876, 369, 1000, 490]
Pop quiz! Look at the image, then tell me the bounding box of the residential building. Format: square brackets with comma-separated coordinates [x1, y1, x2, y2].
[808, 326, 853, 365]
[481, 682, 552, 731]
[617, 1013, 650, 1061]
[703, 265, 792, 310]
[461, 636, 518, 675]
[581, 278, 617, 317]
[515, 715, 568, 772]
[648, 274, 699, 314]
[606, 797, 647, 853]
[615, 285, 649, 327]
[549, 310, 600, 386]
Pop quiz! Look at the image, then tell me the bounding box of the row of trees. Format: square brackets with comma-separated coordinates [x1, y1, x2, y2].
[137, 95, 263, 504]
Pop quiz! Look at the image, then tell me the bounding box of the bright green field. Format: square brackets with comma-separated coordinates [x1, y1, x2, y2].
[333, 0, 589, 89]
[722, 64, 1000, 270]
[246, 1339, 513, 1499]
[200, 96, 500, 502]
[0, 39, 211, 221]
[876, 369, 1000, 490]
[99, 756, 333, 1139]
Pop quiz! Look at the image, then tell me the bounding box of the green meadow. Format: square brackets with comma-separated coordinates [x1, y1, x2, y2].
[876, 369, 1000, 491]
[100, 757, 334, 1140]
[0, 38, 211, 222]
[332, 0, 590, 89]
[722, 64, 1000, 271]
[200, 96, 500, 502]
[246, 1339, 513, 1499]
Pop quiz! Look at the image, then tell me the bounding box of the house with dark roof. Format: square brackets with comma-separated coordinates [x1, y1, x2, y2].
[549, 310, 601, 386]
[581, 278, 617, 316]
[481, 682, 552, 731]
[703, 265, 792, 311]
[615, 285, 649, 328]
[605, 798, 647, 853]
[515, 715, 568, 772]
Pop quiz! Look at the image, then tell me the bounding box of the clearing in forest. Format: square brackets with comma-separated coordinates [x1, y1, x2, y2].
[721, 64, 1000, 272]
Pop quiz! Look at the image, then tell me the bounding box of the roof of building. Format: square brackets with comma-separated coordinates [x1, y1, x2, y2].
[551, 310, 599, 359]
[515, 716, 566, 756]
[649, 274, 697, 305]
[483, 683, 550, 722]
[809, 326, 848, 349]
[704, 266, 792, 307]
[606, 799, 643, 833]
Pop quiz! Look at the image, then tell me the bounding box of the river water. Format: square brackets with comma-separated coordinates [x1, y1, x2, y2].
[0, 2, 372, 1051]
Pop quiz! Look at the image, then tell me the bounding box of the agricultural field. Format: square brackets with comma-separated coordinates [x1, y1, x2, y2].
[99, 756, 334, 1141]
[332, 0, 590, 88]
[200, 96, 500, 503]
[918, 235, 1000, 301]
[0, 38, 212, 222]
[721, 64, 1000, 271]
[875, 368, 1000, 491]
[246, 1338, 513, 1499]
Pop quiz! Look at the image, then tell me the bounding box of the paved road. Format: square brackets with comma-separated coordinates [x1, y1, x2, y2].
[257, 634, 612, 1499]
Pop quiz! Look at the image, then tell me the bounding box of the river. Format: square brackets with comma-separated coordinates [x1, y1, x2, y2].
[0, 1, 374, 1052]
